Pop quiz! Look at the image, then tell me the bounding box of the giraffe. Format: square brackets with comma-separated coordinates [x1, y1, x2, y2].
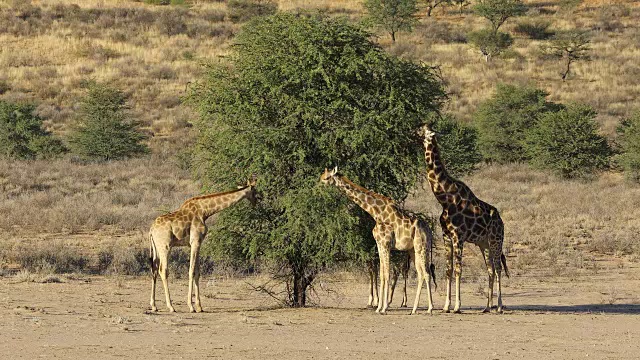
[368, 253, 410, 308]
[148, 176, 257, 313]
[320, 167, 435, 314]
[422, 126, 509, 313]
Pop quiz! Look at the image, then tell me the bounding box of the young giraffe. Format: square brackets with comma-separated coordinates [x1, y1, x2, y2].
[320, 167, 435, 314]
[422, 126, 509, 313]
[367, 253, 410, 308]
[148, 176, 257, 313]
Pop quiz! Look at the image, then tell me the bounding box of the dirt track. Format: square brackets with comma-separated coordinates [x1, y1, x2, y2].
[1, 264, 640, 359]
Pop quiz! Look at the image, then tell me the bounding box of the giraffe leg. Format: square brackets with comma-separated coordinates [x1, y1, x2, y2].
[401, 253, 409, 308]
[481, 247, 495, 313]
[187, 235, 202, 313]
[495, 252, 504, 313]
[158, 248, 175, 313]
[378, 249, 391, 314]
[389, 262, 399, 306]
[442, 236, 453, 313]
[193, 245, 203, 313]
[452, 239, 464, 313]
[367, 263, 375, 308]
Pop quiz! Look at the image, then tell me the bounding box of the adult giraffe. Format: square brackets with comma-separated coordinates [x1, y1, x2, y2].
[148, 176, 257, 313]
[422, 126, 509, 313]
[320, 167, 436, 314]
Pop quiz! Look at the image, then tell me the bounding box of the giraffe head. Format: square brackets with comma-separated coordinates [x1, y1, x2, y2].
[421, 125, 436, 144]
[241, 174, 258, 206]
[319, 166, 339, 185]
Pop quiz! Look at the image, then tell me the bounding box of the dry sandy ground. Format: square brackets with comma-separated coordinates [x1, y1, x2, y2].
[1, 264, 640, 360]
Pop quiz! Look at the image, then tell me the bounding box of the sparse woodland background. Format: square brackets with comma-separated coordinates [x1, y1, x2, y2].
[0, 0, 639, 294]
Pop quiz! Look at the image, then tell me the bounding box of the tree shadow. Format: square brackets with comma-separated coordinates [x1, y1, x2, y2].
[508, 304, 640, 315]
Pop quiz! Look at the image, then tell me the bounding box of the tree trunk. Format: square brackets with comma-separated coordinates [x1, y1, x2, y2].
[292, 270, 307, 307]
[562, 58, 572, 81]
[427, 6, 433, 17]
[391, 31, 396, 42]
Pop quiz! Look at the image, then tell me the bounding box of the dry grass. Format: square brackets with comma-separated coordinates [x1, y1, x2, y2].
[1, 0, 639, 277]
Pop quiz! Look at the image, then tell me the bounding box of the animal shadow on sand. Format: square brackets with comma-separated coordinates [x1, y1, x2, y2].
[508, 304, 640, 315]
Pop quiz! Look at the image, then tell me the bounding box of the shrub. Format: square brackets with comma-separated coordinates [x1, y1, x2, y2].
[155, 9, 187, 36]
[513, 20, 553, 40]
[467, 29, 513, 61]
[227, 0, 277, 23]
[525, 104, 612, 179]
[68, 82, 148, 161]
[0, 100, 66, 160]
[474, 84, 562, 163]
[614, 112, 640, 182]
[430, 115, 482, 177]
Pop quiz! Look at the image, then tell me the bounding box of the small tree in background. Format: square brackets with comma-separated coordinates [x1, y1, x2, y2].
[467, 29, 513, 62]
[69, 82, 148, 161]
[429, 115, 482, 177]
[474, 83, 562, 163]
[473, 0, 527, 35]
[364, 0, 419, 42]
[542, 30, 591, 81]
[0, 100, 66, 159]
[189, 13, 445, 307]
[525, 104, 612, 179]
[423, 0, 451, 17]
[451, 0, 471, 15]
[614, 112, 640, 182]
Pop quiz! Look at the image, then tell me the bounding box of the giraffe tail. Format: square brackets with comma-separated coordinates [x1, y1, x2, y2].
[149, 232, 158, 274]
[501, 253, 510, 278]
[429, 263, 437, 290]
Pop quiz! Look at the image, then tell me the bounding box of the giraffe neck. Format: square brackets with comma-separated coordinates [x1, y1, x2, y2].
[332, 175, 390, 220]
[190, 186, 251, 219]
[424, 137, 458, 205]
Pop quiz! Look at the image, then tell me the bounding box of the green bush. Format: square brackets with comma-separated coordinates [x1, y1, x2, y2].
[614, 112, 640, 182]
[513, 20, 553, 39]
[467, 29, 513, 61]
[68, 82, 148, 161]
[430, 115, 482, 177]
[525, 104, 612, 179]
[0, 100, 66, 159]
[474, 83, 562, 163]
[227, 0, 277, 23]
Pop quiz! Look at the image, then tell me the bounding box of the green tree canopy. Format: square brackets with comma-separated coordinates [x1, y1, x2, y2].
[614, 112, 640, 182]
[474, 83, 562, 163]
[473, 0, 527, 34]
[364, 0, 419, 42]
[68, 82, 148, 161]
[0, 100, 66, 159]
[525, 103, 612, 179]
[189, 12, 445, 306]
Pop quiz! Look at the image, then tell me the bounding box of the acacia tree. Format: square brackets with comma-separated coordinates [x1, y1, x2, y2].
[473, 0, 527, 35]
[542, 30, 591, 81]
[364, 0, 419, 42]
[189, 13, 445, 307]
[423, 0, 451, 17]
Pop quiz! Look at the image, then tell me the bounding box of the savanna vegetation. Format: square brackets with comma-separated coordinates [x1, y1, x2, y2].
[1, 0, 639, 306]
